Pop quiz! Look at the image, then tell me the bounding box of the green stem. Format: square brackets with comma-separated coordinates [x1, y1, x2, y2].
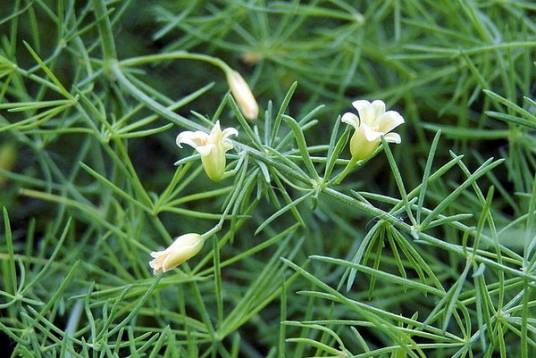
[119, 51, 232, 73]
[331, 157, 358, 185]
[111, 62, 202, 130]
[112, 61, 311, 187]
[91, 0, 117, 67]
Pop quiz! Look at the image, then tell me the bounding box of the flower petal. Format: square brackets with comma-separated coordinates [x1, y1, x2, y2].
[384, 132, 401, 144]
[352, 100, 387, 126]
[149, 258, 159, 269]
[222, 127, 238, 151]
[149, 254, 166, 272]
[352, 100, 371, 113]
[222, 127, 238, 139]
[378, 111, 404, 133]
[370, 100, 386, 120]
[355, 100, 379, 126]
[210, 120, 222, 137]
[196, 144, 214, 157]
[341, 112, 359, 129]
[176, 131, 208, 149]
[361, 123, 383, 142]
[150, 250, 164, 258]
[352, 100, 371, 123]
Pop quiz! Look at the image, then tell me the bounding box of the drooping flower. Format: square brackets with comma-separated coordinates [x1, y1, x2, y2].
[176, 121, 238, 182]
[149, 233, 205, 274]
[226, 70, 259, 120]
[341, 100, 404, 161]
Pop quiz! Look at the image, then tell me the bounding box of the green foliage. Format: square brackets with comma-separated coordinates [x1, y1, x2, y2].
[1, 0, 535, 356]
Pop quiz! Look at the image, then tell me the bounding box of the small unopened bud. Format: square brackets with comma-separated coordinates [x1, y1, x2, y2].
[226, 70, 259, 120]
[241, 51, 263, 65]
[149, 233, 205, 274]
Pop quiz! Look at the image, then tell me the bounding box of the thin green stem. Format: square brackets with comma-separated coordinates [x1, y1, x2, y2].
[331, 157, 358, 185]
[91, 0, 117, 67]
[119, 51, 231, 73]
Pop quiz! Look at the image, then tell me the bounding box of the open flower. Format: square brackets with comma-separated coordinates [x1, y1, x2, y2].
[226, 70, 259, 120]
[149, 233, 205, 274]
[176, 121, 238, 181]
[341, 100, 404, 161]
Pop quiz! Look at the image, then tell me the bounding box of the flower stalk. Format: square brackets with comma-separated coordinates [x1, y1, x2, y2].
[118, 52, 259, 121]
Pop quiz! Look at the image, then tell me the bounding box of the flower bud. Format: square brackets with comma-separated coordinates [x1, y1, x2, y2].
[226, 70, 259, 120]
[241, 51, 263, 65]
[149, 233, 204, 274]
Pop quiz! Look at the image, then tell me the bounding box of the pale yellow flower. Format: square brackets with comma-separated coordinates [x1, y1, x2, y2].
[226, 70, 259, 120]
[149, 233, 204, 274]
[176, 121, 238, 181]
[341, 100, 404, 160]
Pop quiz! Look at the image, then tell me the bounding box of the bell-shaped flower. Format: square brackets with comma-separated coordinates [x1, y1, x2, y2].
[341, 100, 404, 161]
[176, 121, 238, 181]
[149, 233, 205, 274]
[226, 70, 259, 120]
